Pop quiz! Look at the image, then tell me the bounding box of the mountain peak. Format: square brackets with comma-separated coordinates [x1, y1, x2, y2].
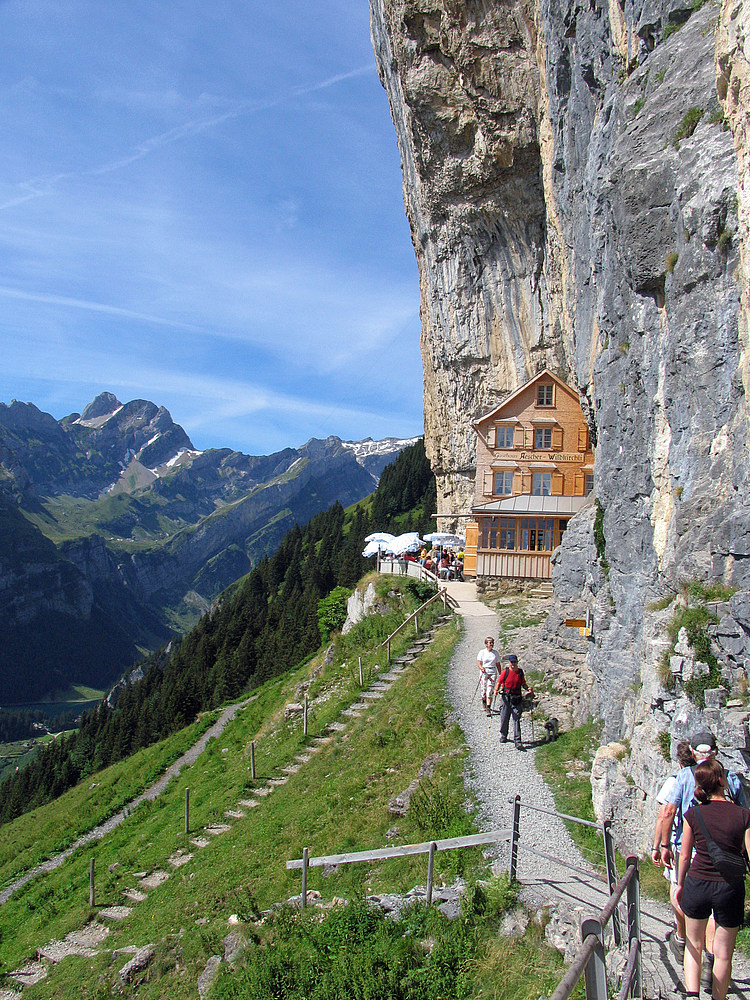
[80, 392, 122, 423]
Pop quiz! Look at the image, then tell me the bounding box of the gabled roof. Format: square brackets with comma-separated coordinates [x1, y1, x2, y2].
[472, 369, 579, 429]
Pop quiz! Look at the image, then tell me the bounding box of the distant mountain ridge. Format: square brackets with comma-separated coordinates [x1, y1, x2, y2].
[0, 393, 419, 703]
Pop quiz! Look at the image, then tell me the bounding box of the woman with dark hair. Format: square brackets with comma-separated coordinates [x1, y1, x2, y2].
[676, 758, 750, 1000]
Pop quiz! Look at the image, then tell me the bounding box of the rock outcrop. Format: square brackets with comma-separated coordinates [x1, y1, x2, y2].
[371, 0, 750, 842]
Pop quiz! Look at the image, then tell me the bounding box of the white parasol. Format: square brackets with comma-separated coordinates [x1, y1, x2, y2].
[423, 532, 464, 548]
[386, 531, 424, 554]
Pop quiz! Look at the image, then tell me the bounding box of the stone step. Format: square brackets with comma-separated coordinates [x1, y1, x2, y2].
[123, 888, 147, 903]
[66, 923, 109, 948]
[326, 722, 346, 733]
[139, 870, 169, 889]
[225, 808, 246, 819]
[360, 691, 384, 700]
[238, 798, 260, 808]
[99, 906, 132, 921]
[267, 777, 288, 787]
[8, 961, 49, 987]
[38, 939, 97, 963]
[190, 837, 210, 849]
[281, 764, 301, 775]
[341, 708, 361, 718]
[205, 824, 232, 836]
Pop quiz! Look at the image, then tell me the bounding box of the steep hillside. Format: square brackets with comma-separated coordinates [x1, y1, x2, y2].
[0, 440, 437, 823]
[370, 0, 750, 842]
[0, 582, 565, 1000]
[0, 393, 417, 703]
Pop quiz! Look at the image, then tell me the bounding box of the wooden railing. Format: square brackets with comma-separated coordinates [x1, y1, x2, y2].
[379, 587, 458, 663]
[287, 798, 642, 1000]
[287, 828, 511, 907]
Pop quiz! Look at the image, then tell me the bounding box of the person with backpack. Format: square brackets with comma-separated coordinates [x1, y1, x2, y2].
[651, 739, 695, 961]
[494, 654, 533, 750]
[660, 731, 743, 993]
[675, 758, 750, 1000]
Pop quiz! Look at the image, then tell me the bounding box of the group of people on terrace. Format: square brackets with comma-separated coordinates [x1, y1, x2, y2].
[419, 546, 463, 581]
[652, 730, 750, 1000]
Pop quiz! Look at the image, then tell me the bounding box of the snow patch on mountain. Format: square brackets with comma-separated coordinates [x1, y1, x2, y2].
[342, 436, 420, 462]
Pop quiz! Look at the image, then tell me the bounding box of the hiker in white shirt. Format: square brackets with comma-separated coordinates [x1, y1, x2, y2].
[477, 636, 501, 717]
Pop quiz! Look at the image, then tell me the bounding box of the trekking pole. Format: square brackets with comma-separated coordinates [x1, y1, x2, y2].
[529, 697, 535, 746]
[472, 673, 482, 702]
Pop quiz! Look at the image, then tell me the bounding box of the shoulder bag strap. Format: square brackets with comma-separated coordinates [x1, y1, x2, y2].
[692, 804, 746, 879]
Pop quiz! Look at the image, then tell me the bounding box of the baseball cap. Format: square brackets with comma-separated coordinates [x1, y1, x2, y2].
[691, 731, 717, 754]
[508, 654, 518, 663]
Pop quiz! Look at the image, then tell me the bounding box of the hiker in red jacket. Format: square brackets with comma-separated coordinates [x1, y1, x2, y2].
[494, 654, 533, 751]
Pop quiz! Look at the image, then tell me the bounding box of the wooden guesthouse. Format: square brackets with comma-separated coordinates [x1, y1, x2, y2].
[463, 369, 595, 580]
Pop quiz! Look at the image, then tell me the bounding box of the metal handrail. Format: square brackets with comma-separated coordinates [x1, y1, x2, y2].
[507, 796, 603, 831]
[549, 857, 642, 1000]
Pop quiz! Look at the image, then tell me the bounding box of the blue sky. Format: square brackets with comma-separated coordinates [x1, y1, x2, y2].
[0, 1, 423, 455]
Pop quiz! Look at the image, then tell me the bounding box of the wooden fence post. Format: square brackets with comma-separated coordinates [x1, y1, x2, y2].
[603, 820, 621, 945]
[581, 918, 608, 1000]
[358, 656, 363, 686]
[304, 694, 308, 736]
[89, 858, 95, 907]
[426, 842, 436, 905]
[185, 787, 190, 835]
[626, 856, 642, 999]
[509, 794, 521, 882]
[301, 847, 309, 909]
[251, 741, 256, 780]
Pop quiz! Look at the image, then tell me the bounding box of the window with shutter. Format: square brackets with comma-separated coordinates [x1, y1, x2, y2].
[524, 426, 534, 449]
[551, 426, 563, 451]
[551, 471, 564, 496]
[578, 426, 589, 452]
[521, 471, 532, 493]
[574, 471, 585, 496]
[514, 426, 524, 448]
[483, 470, 493, 495]
[487, 425, 496, 448]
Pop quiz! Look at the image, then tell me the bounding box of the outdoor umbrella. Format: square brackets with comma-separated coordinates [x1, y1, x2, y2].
[364, 532, 395, 544]
[386, 531, 424, 554]
[362, 540, 387, 557]
[424, 532, 464, 548]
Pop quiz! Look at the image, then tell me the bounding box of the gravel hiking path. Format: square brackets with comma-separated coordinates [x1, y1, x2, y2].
[0, 697, 254, 906]
[444, 581, 750, 1000]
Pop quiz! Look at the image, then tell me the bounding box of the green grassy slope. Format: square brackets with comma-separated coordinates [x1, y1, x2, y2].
[0, 583, 575, 1000]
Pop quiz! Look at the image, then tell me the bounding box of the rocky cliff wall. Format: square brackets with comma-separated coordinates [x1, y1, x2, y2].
[372, 0, 750, 841]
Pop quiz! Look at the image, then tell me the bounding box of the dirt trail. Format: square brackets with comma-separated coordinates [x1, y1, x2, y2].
[444, 581, 750, 1000]
[0, 698, 252, 906]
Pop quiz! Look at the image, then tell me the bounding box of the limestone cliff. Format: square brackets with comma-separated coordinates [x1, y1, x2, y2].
[372, 0, 750, 841]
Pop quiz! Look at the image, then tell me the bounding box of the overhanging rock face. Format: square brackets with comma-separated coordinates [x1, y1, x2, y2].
[371, 0, 750, 736]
